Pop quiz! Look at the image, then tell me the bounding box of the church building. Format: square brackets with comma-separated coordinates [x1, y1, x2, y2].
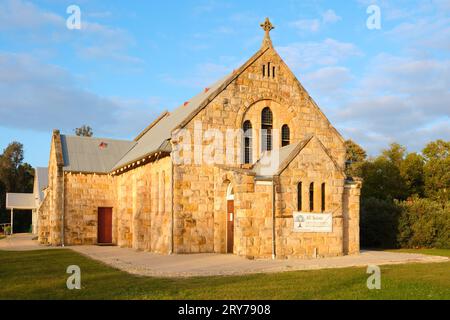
[38, 19, 361, 259]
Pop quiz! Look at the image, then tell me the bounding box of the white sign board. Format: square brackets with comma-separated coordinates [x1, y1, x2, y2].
[293, 212, 332, 233]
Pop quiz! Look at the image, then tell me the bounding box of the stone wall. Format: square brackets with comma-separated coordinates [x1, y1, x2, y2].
[38, 130, 64, 246]
[173, 164, 215, 253]
[234, 179, 274, 258]
[275, 137, 347, 259]
[115, 155, 172, 253]
[343, 180, 362, 255]
[63, 172, 115, 245]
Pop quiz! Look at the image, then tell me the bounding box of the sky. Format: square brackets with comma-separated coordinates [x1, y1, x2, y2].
[0, 0, 449, 167]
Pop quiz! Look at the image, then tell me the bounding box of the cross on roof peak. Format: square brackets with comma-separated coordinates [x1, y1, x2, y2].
[260, 17, 274, 32]
[260, 17, 274, 48]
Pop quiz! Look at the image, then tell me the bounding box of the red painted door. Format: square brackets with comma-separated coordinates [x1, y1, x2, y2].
[98, 207, 112, 244]
[227, 200, 234, 253]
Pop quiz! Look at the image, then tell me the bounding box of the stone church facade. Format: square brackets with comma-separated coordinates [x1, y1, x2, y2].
[38, 19, 361, 259]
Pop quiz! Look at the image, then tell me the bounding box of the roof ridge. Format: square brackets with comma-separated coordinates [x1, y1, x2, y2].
[62, 134, 134, 143]
[134, 110, 169, 141]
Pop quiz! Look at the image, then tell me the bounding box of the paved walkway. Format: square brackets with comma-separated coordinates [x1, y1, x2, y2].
[2, 234, 448, 277]
[71, 246, 448, 277]
[0, 233, 61, 251]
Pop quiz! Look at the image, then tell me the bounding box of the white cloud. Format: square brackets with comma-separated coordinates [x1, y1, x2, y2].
[290, 19, 321, 32]
[0, 52, 160, 137]
[329, 54, 450, 154]
[290, 9, 342, 33]
[0, 0, 142, 65]
[277, 38, 361, 70]
[0, 0, 63, 30]
[322, 9, 342, 24]
[303, 66, 352, 94]
[161, 62, 232, 89]
[387, 16, 450, 52]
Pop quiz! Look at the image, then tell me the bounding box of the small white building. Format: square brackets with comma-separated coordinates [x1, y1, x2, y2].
[5, 167, 48, 234]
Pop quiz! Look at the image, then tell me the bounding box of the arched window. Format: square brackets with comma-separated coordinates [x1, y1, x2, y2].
[281, 125, 290, 147]
[243, 120, 252, 164]
[309, 182, 314, 212]
[297, 182, 302, 211]
[261, 107, 273, 151]
[321, 183, 326, 212]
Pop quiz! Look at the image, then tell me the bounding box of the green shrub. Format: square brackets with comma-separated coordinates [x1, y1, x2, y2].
[397, 199, 450, 249]
[360, 197, 401, 248]
[4, 226, 11, 235]
[361, 197, 450, 249]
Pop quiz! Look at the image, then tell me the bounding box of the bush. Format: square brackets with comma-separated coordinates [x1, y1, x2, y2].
[361, 197, 450, 249]
[397, 199, 450, 249]
[4, 226, 11, 235]
[360, 197, 401, 248]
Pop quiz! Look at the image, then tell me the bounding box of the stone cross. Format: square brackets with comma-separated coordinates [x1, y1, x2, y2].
[260, 17, 274, 48]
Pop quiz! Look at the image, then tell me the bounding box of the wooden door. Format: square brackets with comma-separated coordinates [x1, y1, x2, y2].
[98, 207, 112, 244]
[227, 200, 234, 253]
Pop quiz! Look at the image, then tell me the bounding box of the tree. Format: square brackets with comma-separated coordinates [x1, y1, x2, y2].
[400, 153, 425, 197]
[75, 125, 93, 137]
[360, 157, 408, 200]
[0, 142, 34, 226]
[381, 143, 406, 168]
[344, 139, 367, 177]
[0, 142, 26, 192]
[422, 140, 450, 201]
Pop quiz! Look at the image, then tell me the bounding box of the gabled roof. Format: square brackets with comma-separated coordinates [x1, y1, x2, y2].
[61, 135, 135, 173]
[35, 167, 48, 202]
[112, 48, 270, 171]
[252, 137, 312, 177]
[252, 135, 345, 178]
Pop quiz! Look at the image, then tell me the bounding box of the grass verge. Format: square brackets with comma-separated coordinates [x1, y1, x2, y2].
[0, 249, 449, 300]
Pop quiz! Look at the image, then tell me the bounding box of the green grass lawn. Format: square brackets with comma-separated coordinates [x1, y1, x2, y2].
[387, 248, 450, 258]
[0, 249, 449, 300]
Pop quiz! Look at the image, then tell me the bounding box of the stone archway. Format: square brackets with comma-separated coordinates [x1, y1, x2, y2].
[213, 172, 237, 253]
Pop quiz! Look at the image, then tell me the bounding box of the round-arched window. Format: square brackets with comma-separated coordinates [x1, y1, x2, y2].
[261, 107, 273, 151]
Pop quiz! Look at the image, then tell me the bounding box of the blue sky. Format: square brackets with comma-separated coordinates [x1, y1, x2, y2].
[0, 0, 449, 167]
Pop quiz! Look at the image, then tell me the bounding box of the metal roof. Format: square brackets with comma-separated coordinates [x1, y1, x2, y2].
[252, 142, 301, 176]
[6, 193, 36, 210]
[35, 167, 48, 202]
[61, 135, 136, 173]
[112, 73, 233, 170]
[252, 137, 315, 177]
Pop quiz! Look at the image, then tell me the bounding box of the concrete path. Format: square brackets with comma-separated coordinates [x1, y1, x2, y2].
[71, 245, 449, 278]
[0, 233, 60, 251]
[1, 234, 448, 277]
